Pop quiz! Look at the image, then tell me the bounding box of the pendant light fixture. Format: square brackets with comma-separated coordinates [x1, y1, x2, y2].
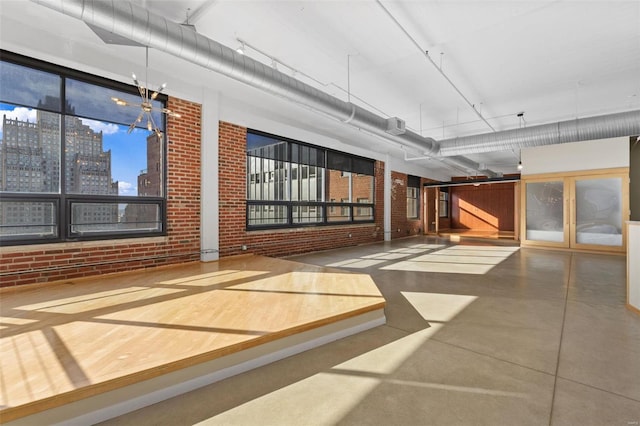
[110, 46, 181, 139]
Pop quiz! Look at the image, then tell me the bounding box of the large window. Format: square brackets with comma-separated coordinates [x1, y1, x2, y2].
[247, 130, 375, 228]
[407, 175, 420, 219]
[0, 52, 166, 245]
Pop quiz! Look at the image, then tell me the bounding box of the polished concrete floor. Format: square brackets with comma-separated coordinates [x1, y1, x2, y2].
[100, 236, 640, 426]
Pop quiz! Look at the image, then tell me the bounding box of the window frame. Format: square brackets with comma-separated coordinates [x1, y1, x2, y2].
[439, 187, 450, 218]
[246, 129, 375, 230]
[407, 175, 420, 219]
[0, 50, 168, 246]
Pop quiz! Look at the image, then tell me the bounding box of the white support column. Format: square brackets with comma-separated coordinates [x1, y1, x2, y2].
[384, 155, 392, 241]
[200, 89, 219, 262]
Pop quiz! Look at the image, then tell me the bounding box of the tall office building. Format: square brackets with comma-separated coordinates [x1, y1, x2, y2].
[0, 106, 117, 236]
[122, 132, 162, 230]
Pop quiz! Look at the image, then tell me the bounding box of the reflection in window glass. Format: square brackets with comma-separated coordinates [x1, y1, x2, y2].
[0, 55, 166, 245]
[292, 165, 324, 202]
[0, 103, 61, 193]
[353, 175, 374, 203]
[64, 120, 161, 197]
[326, 172, 374, 206]
[71, 202, 161, 234]
[247, 204, 288, 226]
[327, 170, 350, 203]
[0, 201, 57, 239]
[327, 205, 351, 222]
[354, 205, 373, 221]
[246, 130, 375, 228]
[439, 189, 449, 218]
[0, 61, 61, 111]
[66, 79, 163, 129]
[293, 205, 323, 224]
[407, 187, 419, 218]
[246, 157, 288, 202]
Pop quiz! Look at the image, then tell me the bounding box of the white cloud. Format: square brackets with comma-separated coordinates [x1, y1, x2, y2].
[80, 118, 119, 135]
[0, 107, 39, 140]
[0, 107, 38, 122]
[118, 181, 136, 195]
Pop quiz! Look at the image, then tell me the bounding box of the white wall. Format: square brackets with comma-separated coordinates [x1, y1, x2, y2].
[521, 137, 629, 175]
[201, 89, 220, 262]
[628, 222, 640, 312]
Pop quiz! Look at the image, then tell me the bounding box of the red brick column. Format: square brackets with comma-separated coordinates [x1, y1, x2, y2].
[390, 171, 424, 239]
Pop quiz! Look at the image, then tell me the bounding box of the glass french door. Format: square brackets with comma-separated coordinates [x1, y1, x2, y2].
[523, 178, 569, 248]
[522, 170, 628, 252]
[571, 175, 626, 250]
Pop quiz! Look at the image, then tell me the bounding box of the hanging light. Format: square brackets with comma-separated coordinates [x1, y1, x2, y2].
[111, 46, 181, 139]
[517, 161, 523, 171]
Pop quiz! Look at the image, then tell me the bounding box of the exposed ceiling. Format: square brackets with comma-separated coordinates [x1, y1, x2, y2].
[1, 0, 639, 180]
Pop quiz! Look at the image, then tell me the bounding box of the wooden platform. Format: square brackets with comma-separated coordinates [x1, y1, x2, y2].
[0, 255, 385, 424]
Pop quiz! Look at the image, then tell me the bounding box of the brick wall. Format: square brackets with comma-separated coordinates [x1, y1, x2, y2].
[0, 97, 202, 288]
[390, 171, 424, 239]
[219, 121, 384, 257]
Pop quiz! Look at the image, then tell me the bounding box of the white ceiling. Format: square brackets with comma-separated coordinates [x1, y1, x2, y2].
[1, 0, 639, 180]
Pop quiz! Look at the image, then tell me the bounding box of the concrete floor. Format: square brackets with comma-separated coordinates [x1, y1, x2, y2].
[100, 236, 640, 426]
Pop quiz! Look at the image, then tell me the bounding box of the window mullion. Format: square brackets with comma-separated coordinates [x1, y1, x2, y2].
[60, 76, 67, 240]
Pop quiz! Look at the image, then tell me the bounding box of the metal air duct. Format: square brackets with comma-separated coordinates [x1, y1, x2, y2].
[29, 0, 502, 174]
[438, 109, 640, 157]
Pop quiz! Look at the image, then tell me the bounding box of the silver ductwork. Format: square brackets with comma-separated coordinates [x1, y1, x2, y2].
[32, 0, 493, 170]
[28, 1, 638, 178]
[439, 109, 640, 157]
[29, 0, 506, 177]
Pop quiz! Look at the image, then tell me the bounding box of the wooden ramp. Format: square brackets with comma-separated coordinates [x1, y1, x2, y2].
[0, 255, 385, 425]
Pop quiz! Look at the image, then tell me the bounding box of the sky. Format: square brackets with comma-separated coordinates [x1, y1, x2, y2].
[0, 103, 151, 196]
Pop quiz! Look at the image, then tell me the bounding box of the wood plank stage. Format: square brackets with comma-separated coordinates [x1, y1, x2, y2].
[0, 255, 385, 424]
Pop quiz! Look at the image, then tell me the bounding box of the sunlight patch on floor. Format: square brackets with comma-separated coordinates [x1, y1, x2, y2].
[382, 261, 495, 274]
[381, 246, 519, 274]
[14, 287, 184, 314]
[334, 326, 443, 375]
[195, 371, 381, 426]
[326, 258, 387, 269]
[195, 327, 443, 426]
[158, 270, 269, 286]
[406, 244, 448, 250]
[401, 292, 478, 323]
[361, 252, 412, 260]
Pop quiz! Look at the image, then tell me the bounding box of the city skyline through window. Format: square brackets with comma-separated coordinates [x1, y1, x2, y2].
[0, 102, 150, 196]
[0, 54, 166, 244]
[246, 130, 375, 228]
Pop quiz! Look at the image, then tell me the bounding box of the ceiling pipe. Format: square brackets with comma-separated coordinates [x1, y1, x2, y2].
[28, 0, 498, 177]
[374, 0, 640, 159]
[35, 2, 639, 175]
[30, 0, 497, 177]
[374, 0, 496, 133]
[424, 176, 519, 188]
[438, 109, 640, 156]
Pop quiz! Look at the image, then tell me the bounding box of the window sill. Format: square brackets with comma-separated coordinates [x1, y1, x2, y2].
[246, 222, 378, 235]
[0, 236, 169, 254]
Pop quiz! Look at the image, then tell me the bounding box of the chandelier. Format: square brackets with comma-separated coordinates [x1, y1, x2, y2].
[110, 46, 181, 139]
